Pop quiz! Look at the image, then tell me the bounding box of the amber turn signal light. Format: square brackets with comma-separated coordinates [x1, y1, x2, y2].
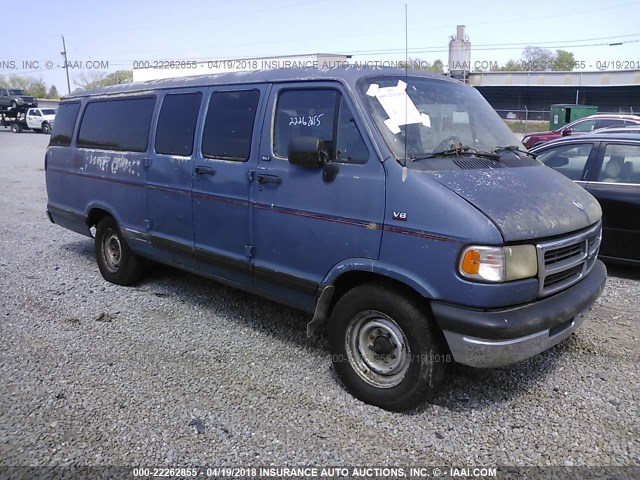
[461, 249, 481, 275]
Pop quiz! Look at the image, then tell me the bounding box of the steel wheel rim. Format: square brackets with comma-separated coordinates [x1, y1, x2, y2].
[102, 229, 122, 273]
[346, 311, 410, 388]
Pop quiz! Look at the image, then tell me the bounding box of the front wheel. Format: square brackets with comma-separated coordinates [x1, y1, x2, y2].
[329, 283, 449, 411]
[41, 122, 51, 134]
[95, 216, 145, 286]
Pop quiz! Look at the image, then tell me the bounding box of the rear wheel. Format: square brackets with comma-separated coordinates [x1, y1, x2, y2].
[95, 216, 145, 286]
[10, 123, 21, 133]
[328, 283, 448, 411]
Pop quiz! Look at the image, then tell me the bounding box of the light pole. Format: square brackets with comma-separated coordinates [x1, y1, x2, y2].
[61, 35, 71, 94]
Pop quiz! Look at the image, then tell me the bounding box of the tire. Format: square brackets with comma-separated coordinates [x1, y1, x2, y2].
[41, 122, 51, 134]
[10, 123, 19, 133]
[95, 216, 145, 286]
[329, 283, 448, 411]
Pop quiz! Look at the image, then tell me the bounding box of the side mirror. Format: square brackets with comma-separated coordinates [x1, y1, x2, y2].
[545, 156, 569, 168]
[288, 136, 327, 168]
[561, 127, 572, 136]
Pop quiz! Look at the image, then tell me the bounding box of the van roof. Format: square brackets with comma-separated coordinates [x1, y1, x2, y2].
[64, 67, 460, 99]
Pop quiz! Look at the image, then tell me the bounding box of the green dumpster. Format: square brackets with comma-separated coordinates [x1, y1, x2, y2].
[549, 104, 598, 130]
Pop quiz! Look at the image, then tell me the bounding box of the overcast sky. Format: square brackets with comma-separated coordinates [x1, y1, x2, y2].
[2, 0, 638, 93]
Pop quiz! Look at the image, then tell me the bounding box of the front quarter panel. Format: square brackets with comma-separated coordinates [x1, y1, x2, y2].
[377, 162, 539, 308]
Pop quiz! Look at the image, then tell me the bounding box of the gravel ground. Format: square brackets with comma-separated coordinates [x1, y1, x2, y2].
[0, 129, 638, 470]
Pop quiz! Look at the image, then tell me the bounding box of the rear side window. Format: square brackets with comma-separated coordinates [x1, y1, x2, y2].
[595, 119, 626, 130]
[597, 144, 640, 184]
[155, 92, 202, 156]
[77, 97, 156, 152]
[202, 90, 260, 161]
[50, 102, 80, 147]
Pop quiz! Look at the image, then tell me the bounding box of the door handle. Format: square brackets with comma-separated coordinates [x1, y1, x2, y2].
[257, 174, 282, 185]
[195, 166, 216, 176]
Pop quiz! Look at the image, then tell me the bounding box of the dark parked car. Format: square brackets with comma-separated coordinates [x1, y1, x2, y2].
[531, 133, 640, 265]
[0, 88, 38, 111]
[523, 114, 640, 149]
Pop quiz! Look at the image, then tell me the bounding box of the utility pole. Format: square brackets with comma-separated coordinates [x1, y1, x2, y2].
[61, 35, 71, 94]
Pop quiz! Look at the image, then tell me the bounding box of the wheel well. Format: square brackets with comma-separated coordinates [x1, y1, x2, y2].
[328, 271, 427, 316]
[87, 208, 111, 229]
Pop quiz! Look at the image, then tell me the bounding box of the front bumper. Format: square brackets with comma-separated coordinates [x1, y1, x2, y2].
[432, 259, 606, 368]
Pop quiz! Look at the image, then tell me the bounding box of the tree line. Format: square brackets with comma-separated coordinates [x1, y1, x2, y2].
[0, 70, 133, 99]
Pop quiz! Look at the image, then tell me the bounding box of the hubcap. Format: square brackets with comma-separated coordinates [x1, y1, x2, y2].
[346, 311, 410, 388]
[102, 230, 122, 273]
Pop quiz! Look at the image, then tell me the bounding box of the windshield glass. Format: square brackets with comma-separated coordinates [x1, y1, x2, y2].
[8, 90, 26, 96]
[358, 75, 520, 161]
[41, 109, 56, 115]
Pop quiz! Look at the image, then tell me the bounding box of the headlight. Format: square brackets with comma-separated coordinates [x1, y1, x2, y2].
[16, 98, 24, 104]
[459, 245, 537, 282]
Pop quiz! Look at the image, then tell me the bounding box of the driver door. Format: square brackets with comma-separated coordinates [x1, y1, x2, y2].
[251, 83, 385, 310]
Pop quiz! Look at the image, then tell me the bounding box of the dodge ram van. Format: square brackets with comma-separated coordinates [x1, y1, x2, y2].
[45, 68, 606, 411]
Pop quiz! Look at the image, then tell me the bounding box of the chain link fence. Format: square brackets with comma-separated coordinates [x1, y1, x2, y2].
[496, 107, 638, 134]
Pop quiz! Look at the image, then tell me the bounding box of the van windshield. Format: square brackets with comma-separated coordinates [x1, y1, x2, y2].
[358, 75, 520, 161]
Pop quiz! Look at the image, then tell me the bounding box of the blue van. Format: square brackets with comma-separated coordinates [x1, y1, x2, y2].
[45, 68, 606, 411]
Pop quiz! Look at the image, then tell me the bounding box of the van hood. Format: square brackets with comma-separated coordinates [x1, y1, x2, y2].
[430, 165, 601, 242]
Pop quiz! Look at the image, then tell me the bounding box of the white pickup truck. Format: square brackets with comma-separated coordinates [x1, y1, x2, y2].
[1, 107, 56, 134]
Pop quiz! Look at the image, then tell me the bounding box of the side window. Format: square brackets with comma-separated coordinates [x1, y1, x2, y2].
[155, 92, 202, 156]
[598, 144, 640, 184]
[33, 110, 42, 116]
[537, 143, 593, 180]
[274, 89, 339, 159]
[336, 96, 368, 164]
[0, 89, 6, 96]
[49, 102, 81, 147]
[571, 120, 595, 133]
[595, 119, 625, 130]
[77, 97, 156, 152]
[201, 90, 259, 161]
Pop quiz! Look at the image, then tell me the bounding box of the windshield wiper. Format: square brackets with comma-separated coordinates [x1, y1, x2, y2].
[493, 145, 537, 159]
[411, 144, 500, 162]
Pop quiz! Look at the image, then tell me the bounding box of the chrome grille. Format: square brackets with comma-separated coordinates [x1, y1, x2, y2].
[536, 221, 602, 297]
